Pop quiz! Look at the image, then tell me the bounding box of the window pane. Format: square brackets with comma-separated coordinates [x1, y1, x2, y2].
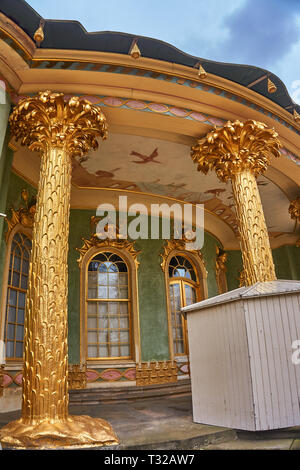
[7, 305, 16, 323]
[99, 345, 108, 357]
[13, 255, 21, 272]
[6, 341, 14, 358]
[6, 323, 15, 341]
[88, 345, 98, 358]
[87, 316, 97, 329]
[110, 344, 119, 357]
[9, 289, 17, 306]
[16, 325, 24, 341]
[88, 287, 97, 298]
[87, 302, 97, 315]
[87, 331, 97, 343]
[20, 275, 28, 290]
[98, 286, 108, 299]
[17, 309, 25, 324]
[120, 316, 129, 328]
[18, 292, 26, 308]
[120, 345, 130, 356]
[87, 251, 131, 359]
[108, 302, 118, 314]
[99, 330, 108, 343]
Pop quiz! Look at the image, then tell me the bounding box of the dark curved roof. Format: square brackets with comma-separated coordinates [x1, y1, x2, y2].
[2, 0, 300, 118]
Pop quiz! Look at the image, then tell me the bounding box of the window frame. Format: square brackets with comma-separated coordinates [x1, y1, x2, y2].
[0, 224, 32, 365]
[164, 249, 208, 361]
[80, 245, 140, 366]
[85, 251, 133, 361]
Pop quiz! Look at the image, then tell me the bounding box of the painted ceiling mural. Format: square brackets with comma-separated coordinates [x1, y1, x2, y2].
[72, 133, 295, 237]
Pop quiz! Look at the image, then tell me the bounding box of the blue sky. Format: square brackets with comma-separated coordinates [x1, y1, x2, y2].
[26, 0, 300, 102]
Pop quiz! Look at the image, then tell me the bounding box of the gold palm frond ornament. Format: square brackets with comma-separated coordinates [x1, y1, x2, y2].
[191, 120, 282, 286]
[0, 91, 118, 449]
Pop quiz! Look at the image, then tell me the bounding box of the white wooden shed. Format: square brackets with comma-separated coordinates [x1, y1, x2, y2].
[182, 280, 300, 431]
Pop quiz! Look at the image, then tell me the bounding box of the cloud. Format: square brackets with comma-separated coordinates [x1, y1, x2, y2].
[219, 0, 300, 68]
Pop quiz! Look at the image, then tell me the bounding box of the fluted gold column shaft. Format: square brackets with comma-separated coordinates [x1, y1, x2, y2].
[191, 120, 282, 287]
[231, 170, 276, 285]
[22, 147, 71, 424]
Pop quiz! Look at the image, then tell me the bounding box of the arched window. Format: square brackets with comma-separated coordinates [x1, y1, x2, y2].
[168, 255, 199, 356]
[86, 251, 132, 360]
[4, 232, 32, 359]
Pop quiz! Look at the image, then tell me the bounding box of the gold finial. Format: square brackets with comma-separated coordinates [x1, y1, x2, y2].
[198, 64, 207, 79]
[129, 39, 141, 59]
[267, 77, 277, 94]
[293, 109, 300, 122]
[33, 20, 45, 47]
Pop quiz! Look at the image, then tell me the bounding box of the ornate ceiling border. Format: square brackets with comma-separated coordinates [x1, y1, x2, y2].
[9, 91, 300, 167]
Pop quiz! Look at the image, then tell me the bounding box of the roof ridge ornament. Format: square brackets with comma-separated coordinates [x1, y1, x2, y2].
[198, 64, 207, 79]
[33, 19, 45, 47]
[293, 109, 300, 122]
[267, 77, 277, 94]
[129, 39, 141, 59]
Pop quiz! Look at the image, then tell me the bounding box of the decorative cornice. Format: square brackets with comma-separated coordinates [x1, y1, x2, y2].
[76, 232, 141, 268]
[160, 238, 205, 272]
[191, 120, 282, 182]
[9, 91, 108, 159]
[5, 189, 35, 242]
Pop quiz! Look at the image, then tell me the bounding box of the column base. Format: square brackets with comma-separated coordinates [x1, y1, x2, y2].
[0, 415, 119, 449]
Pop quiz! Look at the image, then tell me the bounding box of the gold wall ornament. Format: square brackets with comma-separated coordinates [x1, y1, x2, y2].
[76, 233, 140, 268]
[5, 189, 36, 242]
[288, 197, 300, 222]
[0, 92, 119, 449]
[68, 364, 87, 390]
[191, 120, 281, 286]
[160, 237, 206, 273]
[136, 361, 177, 386]
[215, 246, 228, 294]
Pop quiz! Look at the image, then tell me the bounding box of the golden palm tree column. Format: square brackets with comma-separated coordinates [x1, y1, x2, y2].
[0, 91, 119, 448]
[191, 119, 282, 286]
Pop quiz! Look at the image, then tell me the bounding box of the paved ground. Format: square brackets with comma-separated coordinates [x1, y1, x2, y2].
[0, 395, 299, 450]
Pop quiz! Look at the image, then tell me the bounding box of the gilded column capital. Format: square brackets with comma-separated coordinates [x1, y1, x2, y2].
[9, 91, 108, 159]
[191, 119, 281, 181]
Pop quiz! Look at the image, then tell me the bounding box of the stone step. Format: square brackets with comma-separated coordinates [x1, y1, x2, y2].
[69, 379, 192, 405]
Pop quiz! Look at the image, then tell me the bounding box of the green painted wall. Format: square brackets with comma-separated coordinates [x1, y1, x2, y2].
[67, 210, 221, 363]
[226, 249, 243, 291]
[223, 245, 300, 293]
[68, 209, 95, 363]
[273, 245, 300, 280]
